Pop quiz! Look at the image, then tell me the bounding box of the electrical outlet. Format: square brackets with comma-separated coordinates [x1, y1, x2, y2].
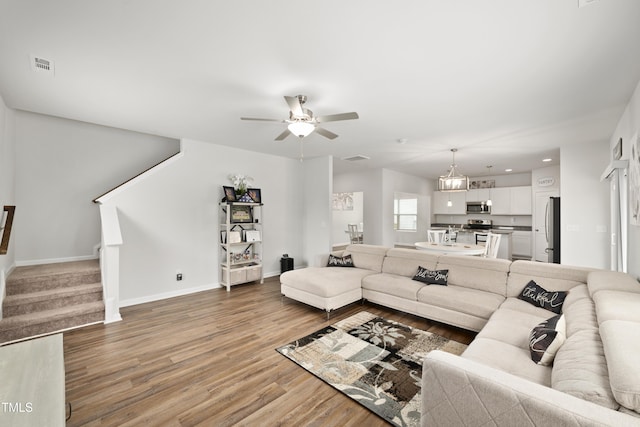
[176, 272, 183, 281]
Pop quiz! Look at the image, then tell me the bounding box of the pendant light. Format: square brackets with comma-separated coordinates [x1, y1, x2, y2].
[438, 148, 469, 192]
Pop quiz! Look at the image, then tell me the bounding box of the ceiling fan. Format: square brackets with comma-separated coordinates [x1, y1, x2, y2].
[241, 95, 359, 140]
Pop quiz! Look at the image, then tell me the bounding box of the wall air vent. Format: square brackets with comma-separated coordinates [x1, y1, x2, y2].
[30, 55, 55, 75]
[342, 155, 370, 162]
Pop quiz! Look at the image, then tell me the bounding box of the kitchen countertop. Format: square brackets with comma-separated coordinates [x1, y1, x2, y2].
[431, 223, 532, 232]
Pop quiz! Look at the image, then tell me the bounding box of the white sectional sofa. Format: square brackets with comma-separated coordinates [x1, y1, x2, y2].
[279, 244, 640, 425]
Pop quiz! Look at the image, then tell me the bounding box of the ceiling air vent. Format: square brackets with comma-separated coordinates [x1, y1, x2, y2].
[30, 55, 55, 75]
[342, 155, 370, 162]
[578, 0, 599, 7]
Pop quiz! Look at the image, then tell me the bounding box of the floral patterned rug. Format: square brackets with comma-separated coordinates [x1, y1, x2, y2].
[276, 311, 467, 426]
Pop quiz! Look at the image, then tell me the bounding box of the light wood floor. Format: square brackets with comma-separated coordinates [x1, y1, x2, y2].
[63, 276, 476, 426]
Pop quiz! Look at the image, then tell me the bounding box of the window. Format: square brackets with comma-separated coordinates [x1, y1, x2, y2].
[394, 194, 417, 231]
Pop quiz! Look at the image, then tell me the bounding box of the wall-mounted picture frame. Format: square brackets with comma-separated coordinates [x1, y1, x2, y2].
[247, 188, 261, 203]
[230, 205, 253, 223]
[223, 186, 237, 202]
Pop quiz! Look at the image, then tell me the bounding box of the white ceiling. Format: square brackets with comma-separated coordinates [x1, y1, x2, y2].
[1, 0, 640, 179]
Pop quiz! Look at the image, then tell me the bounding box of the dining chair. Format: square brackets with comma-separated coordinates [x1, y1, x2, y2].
[474, 232, 488, 245]
[348, 224, 363, 244]
[446, 228, 457, 243]
[427, 229, 446, 244]
[482, 233, 501, 258]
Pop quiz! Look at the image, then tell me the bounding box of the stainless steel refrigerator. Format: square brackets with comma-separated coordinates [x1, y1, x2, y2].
[546, 197, 560, 263]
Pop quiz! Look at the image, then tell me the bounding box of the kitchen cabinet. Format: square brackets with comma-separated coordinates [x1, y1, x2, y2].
[512, 230, 532, 259]
[433, 191, 466, 214]
[455, 230, 475, 245]
[496, 232, 511, 260]
[488, 186, 532, 215]
[510, 186, 532, 215]
[488, 187, 511, 215]
[466, 189, 491, 202]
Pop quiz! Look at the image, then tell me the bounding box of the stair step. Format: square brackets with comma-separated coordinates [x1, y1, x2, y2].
[6, 259, 100, 296]
[3, 283, 103, 317]
[0, 301, 104, 344]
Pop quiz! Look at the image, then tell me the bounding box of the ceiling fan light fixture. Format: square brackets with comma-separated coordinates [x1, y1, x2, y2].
[438, 149, 469, 192]
[288, 121, 315, 138]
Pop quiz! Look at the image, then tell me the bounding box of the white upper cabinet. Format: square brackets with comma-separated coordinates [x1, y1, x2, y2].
[488, 186, 531, 215]
[466, 189, 491, 202]
[488, 187, 511, 215]
[433, 186, 532, 216]
[433, 191, 466, 214]
[510, 186, 532, 215]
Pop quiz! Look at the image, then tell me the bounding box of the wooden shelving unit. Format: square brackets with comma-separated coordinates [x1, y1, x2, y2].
[219, 202, 263, 291]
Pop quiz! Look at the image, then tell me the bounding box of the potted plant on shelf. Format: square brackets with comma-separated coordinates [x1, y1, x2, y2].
[227, 174, 254, 202]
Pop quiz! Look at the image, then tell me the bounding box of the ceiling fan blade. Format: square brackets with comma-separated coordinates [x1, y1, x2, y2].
[240, 117, 283, 122]
[284, 95, 304, 117]
[275, 128, 292, 141]
[315, 127, 338, 140]
[316, 112, 359, 123]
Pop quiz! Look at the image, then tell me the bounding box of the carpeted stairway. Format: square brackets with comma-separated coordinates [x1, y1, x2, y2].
[0, 259, 104, 345]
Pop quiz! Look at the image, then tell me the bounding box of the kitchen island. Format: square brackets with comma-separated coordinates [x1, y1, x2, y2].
[430, 223, 533, 261]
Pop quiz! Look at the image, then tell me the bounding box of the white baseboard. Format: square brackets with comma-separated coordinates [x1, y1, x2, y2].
[15, 254, 99, 267]
[120, 282, 222, 308]
[120, 271, 282, 308]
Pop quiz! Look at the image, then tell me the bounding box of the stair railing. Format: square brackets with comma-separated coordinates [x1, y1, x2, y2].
[99, 205, 123, 323]
[0, 205, 15, 255]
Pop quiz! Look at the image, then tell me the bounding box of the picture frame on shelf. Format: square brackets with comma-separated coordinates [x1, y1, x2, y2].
[245, 230, 261, 242]
[228, 231, 242, 244]
[247, 188, 261, 203]
[223, 186, 237, 202]
[230, 205, 253, 223]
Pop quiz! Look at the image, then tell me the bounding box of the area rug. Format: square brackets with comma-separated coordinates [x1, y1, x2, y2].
[276, 311, 467, 426]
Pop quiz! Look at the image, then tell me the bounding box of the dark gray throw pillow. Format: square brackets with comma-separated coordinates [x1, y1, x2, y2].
[412, 266, 449, 286]
[327, 254, 355, 267]
[529, 314, 566, 365]
[518, 280, 567, 314]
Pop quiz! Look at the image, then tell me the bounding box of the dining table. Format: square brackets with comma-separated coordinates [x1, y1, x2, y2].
[414, 241, 485, 256]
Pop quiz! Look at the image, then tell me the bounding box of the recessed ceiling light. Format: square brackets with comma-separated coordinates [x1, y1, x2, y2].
[505, 168, 513, 172]
[542, 158, 552, 162]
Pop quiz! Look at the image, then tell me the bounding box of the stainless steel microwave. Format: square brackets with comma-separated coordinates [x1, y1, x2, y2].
[466, 202, 491, 214]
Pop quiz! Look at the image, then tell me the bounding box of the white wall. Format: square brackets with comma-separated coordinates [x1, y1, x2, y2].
[13, 111, 179, 264]
[382, 169, 434, 247]
[102, 138, 304, 305]
[334, 169, 384, 245]
[331, 192, 363, 246]
[303, 156, 333, 266]
[561, 141, 610, 269]
[609, 78, 640, 278]
[334, 168, 434, 247]
[532, 166, 560, 193]
[0, 94, 16, 314]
